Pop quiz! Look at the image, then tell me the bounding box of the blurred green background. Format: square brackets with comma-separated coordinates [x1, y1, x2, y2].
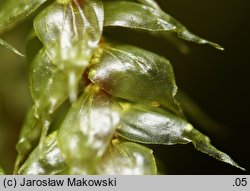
[0, 0, 249, 174]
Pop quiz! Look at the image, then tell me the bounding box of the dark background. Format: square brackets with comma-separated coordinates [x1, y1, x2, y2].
[0, 0, 249, 174]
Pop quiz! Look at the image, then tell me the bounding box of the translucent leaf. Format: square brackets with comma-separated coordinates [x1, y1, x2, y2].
[14, 108, 41, 174]
[57, 85, 121, 174]
[0, 0, 48, 34]
[183, 128, 245, 171]
[88, 43, 181, 115]
[34, 0, 104, 101]
[104, 1, 223, 50]
[0, 166, 5, 175]
[18, 132, 67, 175]
[117, 103, 191, 145]
[30, 48, 68, 118]
[136, 0, 161, 10]
[0, 38, 24, 56]
[97, 139, 157, 175]
[117, 102, 244, 170]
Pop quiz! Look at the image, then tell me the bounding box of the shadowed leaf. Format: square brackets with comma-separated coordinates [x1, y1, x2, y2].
[98, 139, 157, 175]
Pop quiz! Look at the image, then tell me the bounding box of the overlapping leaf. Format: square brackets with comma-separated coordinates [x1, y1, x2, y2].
[30, 48, 68, 117]
[14, 108, 41, 173]
[117, 103, 191, 145]
[57, 86, 121, 174]
[18, 132, 67, 175]
[97, 139, 157, 175]
[0, 38, 24, 56]
[117, 102, 244, 170]
[34, 0, 104, 101]
[104, 1, 223, 50]
[0, 0, 48, 34]
[88, 43, 181, 115]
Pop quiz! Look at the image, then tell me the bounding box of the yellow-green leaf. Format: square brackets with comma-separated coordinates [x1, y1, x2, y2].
[0, 0, 48, 34]
[34, 0, 104, 101]
[18, 132, 67, 175]
[88, 43, 181, 115]
[0, 38, 24, 56]
[117, 103, 191, 145]
[0, 166, 5, 175]
[104, 1, 223, 50]
[57, 85, 121, 174]
[97, 139, 157, 175]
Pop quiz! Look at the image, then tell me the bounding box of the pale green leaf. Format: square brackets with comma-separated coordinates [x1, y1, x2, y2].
[57, 85, 121, 174]
[30, 48, 68, 117]
[97, 139, 157, 175]
[18, 131, 67, 175]
[183, 128, 245, 171]
[34, 0, 104, 101]
[88, 43, 181, 115]
[104, 1, 223, 50]
[117, 103, 191, 145]
[117, 102, 244, 170]
[136, 0, 161, 10]
[0, 166, 5, 175]
[0, 0, 48, 34]
[14, 108, 41, 174]
[0, 38, 24, 56]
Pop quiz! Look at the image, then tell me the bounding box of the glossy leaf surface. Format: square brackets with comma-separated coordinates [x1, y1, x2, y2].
[18, 132, 67, 175]
[117, 103, 191, 145]
[0, 38, 24, 56]
[57, 86, 121, 174]
[88, 43, 180, 114]
[117, 103, 244, 170]
[104, 1, 223, 50]
[34, 0, 104, 101]
[30, 48, 68, 117]
[0, 0, 48, 34]
[98, 139, 157, 175]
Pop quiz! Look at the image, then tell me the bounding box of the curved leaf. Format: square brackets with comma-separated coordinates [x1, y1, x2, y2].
[57, 85, 121, 174]
[117, 103, 191, 145]
[34, 0, 104, 101]
[30, 48, 68, 117]
[14, 108, 41, 174]
[88, 43, 181, 115]
[183, 128, 245, 171]
[18, 132, 67, 175]
[0, 0, 48, 34]
[97, 139, 157, 175]
[117, 102, 244, 170]
[104, 1, 223, 50]
[0, 38, 24, 56]
[136, 0, 161, 10]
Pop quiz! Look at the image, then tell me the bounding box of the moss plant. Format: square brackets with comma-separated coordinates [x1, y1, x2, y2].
[0, 0, 245, 174]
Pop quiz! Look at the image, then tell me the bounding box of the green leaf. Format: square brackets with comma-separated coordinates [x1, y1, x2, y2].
[18, 131, 67, 175]
[0, 38, 24, 56]
[0, 0, 48, 34]
[104, 1, 223, 50]
[88, 43, 181, 115]
[34, 0, 104, 101]
[183, 128, 245, 171]
[98, 139, 157, 175]
[0, 166, 5, 175]
[30, 48, 68, 118]
[136, 0, 161, 10]
[14, 108, 41, 174]
[117, 103, 191, 145]
[57, 85, 121, 174]
[117, 102, 244, 170]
